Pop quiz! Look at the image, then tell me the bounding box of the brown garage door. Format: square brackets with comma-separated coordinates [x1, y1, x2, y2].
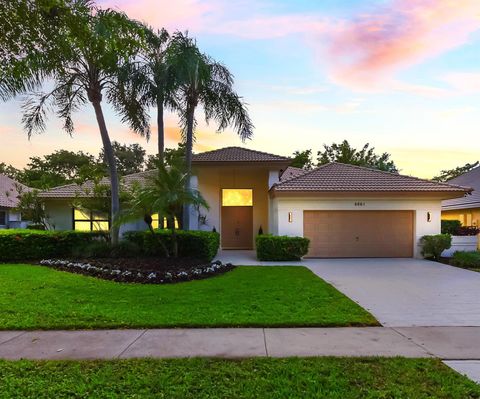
[303, 210, 414, 258]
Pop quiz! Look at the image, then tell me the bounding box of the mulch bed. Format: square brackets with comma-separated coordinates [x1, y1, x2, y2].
[38, 257, 235, 284]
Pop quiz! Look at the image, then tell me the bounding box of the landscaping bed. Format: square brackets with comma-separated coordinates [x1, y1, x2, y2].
[0, 358, 478, 398]
[39, 258, 234, 284]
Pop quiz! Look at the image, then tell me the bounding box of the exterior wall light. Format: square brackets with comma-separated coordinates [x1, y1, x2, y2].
[288, 212, 293, 223]
[427, 212, 432, 222]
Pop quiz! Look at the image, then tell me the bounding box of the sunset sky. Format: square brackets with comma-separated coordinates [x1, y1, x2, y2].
[2, 0, 480, 177]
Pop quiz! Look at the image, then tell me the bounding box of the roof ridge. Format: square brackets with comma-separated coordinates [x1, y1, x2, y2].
[329, 162, 473, 191]
[193, 146, 291, 161]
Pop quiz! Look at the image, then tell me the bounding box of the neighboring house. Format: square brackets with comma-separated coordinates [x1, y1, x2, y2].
[0, 174, 31, 229]
[442, 166, 480, 227]
[39, 147, 471, 258]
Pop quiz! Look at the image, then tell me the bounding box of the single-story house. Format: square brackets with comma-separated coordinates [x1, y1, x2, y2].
[0, 174, 31, 229]
[39, 147, 471, 258]
[442, 165, 480, 227]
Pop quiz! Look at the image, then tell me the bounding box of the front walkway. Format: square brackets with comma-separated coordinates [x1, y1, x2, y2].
[2, 327, 480, 361]
[216, 251, 480, 327]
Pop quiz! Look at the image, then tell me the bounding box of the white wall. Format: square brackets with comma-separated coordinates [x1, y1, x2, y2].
[272, 196, 442, 258]
[44, 200, 73, 230]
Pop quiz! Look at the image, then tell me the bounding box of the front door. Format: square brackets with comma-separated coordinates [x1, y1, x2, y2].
[221, 206, 253, 249]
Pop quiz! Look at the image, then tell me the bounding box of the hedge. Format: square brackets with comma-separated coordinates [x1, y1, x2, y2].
[123, 230, 220, 261]
[256, 235, 309, 261]
[0, 229, 106, 261]
[420, 234, 451, 261]
[450, 251, 480, 268]
[441, 220, 462, 235]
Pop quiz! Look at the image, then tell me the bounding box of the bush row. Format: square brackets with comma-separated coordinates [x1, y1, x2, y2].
[256, 235, 309, 261]
[450, 251, 480, 268]
[441, 220, 480, 236]
[0, 230, 106, 261]
[123, 230, 220, 261]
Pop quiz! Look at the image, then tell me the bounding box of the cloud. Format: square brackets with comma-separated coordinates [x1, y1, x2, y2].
[441, 72, 480, 93]
[322, 0, 480, 88]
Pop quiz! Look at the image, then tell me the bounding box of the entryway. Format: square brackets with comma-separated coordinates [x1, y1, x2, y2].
[220, 189, 253, 249]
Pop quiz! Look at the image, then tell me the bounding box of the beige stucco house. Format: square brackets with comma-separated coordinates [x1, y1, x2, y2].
[39, 147, 471, 259]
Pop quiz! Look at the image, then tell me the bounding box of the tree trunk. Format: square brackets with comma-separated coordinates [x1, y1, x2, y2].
[182, 104, 195, 230]
[92, 100, 120, 245]
[171, 218, 178, 257]
[157, 96, 165, 163]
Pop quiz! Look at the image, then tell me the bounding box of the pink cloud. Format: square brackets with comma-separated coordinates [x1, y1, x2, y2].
[323, 0, 480, 88]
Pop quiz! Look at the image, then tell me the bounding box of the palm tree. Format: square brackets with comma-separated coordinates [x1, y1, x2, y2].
[120, 26, 178, 162]
[119, 156, 209, 256]
[169, 32, 254, 228]
[4, 6, 149, 244]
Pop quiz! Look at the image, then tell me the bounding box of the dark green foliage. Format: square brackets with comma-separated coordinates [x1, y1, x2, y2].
[441, 220, 462, 235]
[72, 239, 142, 258]
[433, 161, 479, 182]
[256, 235, 309, 261]
[0, 230, 106, 261]
[99, 142, 146, 176]
[290, 149, 313, 169]
[420, 234, 452, 261]
[317, 140, 398, 172]
[451, 251, 480, 269]
[124, 230, 220, 261]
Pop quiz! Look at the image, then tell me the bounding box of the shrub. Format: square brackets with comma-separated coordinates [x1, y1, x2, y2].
[256, 235, 309, 261]
[123, 230, 220, 261]
[450, 251, 480, 268]
[420, 234, 452, 261]
[441, 220, 462, 235]
[441, 220, 480, 236]
[0, 229, 106, 261]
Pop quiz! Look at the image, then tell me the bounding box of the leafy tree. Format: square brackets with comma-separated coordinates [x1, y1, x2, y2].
[0, 163, 20, 180]
[291, 149, 313, 169]
[146, 143, 187, 170]
[99, 142, 146, 176]
[170, 32, 253, 228]
[432, 161, 479, 182]
[2, 4, 149, 244]
[317, 140, 398, 173]
[14, 188, 51, 229]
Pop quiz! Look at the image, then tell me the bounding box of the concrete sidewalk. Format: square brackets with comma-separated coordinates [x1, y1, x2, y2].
[1, 327, 480, 361]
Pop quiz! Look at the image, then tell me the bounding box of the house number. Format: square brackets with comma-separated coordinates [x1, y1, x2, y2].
[354, 202, 366, 206]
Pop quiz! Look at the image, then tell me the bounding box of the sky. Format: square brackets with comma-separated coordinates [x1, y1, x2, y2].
[2, 0, 480, 178]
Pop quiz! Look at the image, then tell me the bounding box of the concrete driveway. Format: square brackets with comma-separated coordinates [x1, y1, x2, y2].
[306, 258, 480, 327]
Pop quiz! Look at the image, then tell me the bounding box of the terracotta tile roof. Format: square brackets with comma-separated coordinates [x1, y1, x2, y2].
[38, 170, 155, 199]
[0, 174, 32, 208]
[272, 162, 472, 193]
[442, 166, 480, 210]
[192, 146, 291, 163]
[280, 166, 309, 182]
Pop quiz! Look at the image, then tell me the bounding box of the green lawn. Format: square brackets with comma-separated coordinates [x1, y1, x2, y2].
[0, 264, 377, 329]
[1, 358, 478, 398]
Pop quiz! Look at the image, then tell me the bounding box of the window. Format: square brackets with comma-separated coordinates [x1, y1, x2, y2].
[221, 189, 253, 207]
[151, 213, 179, 229]
[73, 208, 110, 231]
[0, 211, 6, 226]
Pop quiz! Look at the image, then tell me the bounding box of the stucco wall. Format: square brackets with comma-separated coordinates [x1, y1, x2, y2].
[194, 166, 278, 246]
[272, 196, 443, 258]
[44, 200, 73, 230]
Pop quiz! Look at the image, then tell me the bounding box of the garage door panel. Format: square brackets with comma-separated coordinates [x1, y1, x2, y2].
[304, 210, 414, 258]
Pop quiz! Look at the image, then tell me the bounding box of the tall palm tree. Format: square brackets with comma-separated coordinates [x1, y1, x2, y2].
[169, 32, 254, 228]
[4, 6, 149, 244]
[120, 26, 178, 162]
